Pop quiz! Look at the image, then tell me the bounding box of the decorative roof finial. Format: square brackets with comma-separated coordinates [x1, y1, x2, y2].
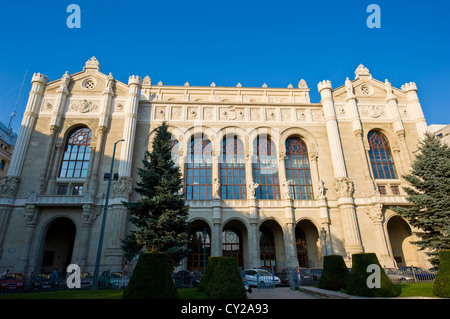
[84, 56, 100, 70]
[354, 64, 370, 79]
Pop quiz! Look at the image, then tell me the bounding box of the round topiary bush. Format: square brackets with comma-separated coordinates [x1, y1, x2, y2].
[318, 255, 349, 291]
[346, 253, 399, 297]
[198, 257, 220, 292]
[122, 251, 178, 299]
[433, 250, 450, 298]
[205, 257, 247, 299]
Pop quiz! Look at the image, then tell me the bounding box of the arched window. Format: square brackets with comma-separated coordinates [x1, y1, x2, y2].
[187, 228, 211, 271]
[59, 127, 92, 178]
[170, 139, 179, 167]
[186, 136, 212, 200]
[285, 137, 313, 199]
[253, 136, 280, 199]
[222, 228, 243, 268]
[221, 136, 246, 199]
[368, 131, 397, 179]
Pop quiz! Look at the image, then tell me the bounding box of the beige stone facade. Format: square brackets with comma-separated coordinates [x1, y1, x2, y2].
[0, 58, 432, 276]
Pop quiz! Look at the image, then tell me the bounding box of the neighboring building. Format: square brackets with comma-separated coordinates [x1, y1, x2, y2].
[428, 124, 450, 145]
[0, 122, 17, 182]
[0, 58, 432, 276]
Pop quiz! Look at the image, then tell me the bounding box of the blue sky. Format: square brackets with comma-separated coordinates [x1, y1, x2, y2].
[1, 0, 449, 134]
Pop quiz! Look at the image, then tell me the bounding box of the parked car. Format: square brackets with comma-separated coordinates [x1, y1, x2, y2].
[80, 272, 94, 288]
[383, 268, 413, 282]
[280, 268, 316, 286]
[0, 273, 25, 291]
[398, 266, 437, 281]
[31, 272, 54, 290]
[243, 269, 281, 287]
[172, 270, 202, 288]
[97, 270, 128, 289]
[309, 268, 323, 281]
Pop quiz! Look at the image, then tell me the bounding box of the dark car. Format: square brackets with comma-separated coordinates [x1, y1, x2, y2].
[97, 270, 128, 289]
[0, 273, 25, 291]
[279, 268, 315, 287]
[32, 272, 54, 290]
[172, 270, 202, 288]
[80, 272, 94, 288]
[309, 268, 323, 281]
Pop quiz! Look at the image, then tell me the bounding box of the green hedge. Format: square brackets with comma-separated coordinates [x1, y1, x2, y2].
[198, 257, 220, 292]
[433, 250, 450, 298]
[204, 257, 247, 299]
[122, 252, 178, 299]
[318, 255, 349, 291]
[346, 253, 399, 297]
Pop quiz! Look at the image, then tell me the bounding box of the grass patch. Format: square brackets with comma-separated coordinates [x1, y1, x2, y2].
[0, 288, 207, 300]
[395, 283, 436, 298]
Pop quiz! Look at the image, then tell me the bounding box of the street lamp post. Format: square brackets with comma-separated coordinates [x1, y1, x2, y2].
[92, 139, 124, 287]
[321, 227, 328, 257]
[202, 228, 207, 272]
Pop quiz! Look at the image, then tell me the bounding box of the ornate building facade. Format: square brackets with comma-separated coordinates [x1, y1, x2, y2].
[0, 58, 431, 275]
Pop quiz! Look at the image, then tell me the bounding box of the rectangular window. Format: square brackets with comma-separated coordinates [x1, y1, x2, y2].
[378, 186, 386, 195]
[57, 184, 68, 195]
[72, 184, 83, 195]
[391, 186, 400, 195]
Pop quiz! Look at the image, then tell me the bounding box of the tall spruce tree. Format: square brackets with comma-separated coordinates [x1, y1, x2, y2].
[121, 122, 190, 269]
[391, 132, 450, 266]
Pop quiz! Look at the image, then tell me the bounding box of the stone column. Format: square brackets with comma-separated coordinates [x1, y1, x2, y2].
[385, 80, 412, 167]
[367, 203, 395, 268]
[17, 204, 38, 274]
[89, 73, 115, 194]
[211, 197, 222, 257]
[2, 73, 48, 196]
[401, 82, 427, 139]
[318, 80, 363, 255]
[345, 78, 376, 192]
[117, 75, 142, 185]
[38, 72, 71, 194]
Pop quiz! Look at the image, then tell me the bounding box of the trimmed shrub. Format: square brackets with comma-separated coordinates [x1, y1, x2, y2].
[346, 253, 399, 297]
[205, 257, 247, 299]
[433, 250, 450, 298]
[318, 255, 349, 291]
[122, 251, 178, 299]
[198, 257, 220, 292]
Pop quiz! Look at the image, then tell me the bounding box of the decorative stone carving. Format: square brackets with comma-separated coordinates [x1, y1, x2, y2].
[171, 106, 182, 120]
[23, 204, 38, 225]
[248, 182, 259, 199]
[112, 176, 133, 197]
[70, 99, 99, 113]
[298, 79, 308, 88]
[384, 79, 393, 95]
[213, 178, 221, 198]
[84, 56, 100, 70]
[318, 180, 326, 198]
[187, 107, 198, 120]
[367, 203, 384, 222]
[281, 180, 293, 199]
[266, 109, 276, 121]
[0, 176, 20, 197]
[354, 64, 370, 78]
[334, 177, 354, 197]
[360, 105, 384, 118]
[220, 106, 244, 121]
[155, 106, 165, 120]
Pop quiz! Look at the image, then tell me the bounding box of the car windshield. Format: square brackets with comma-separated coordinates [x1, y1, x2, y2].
[111, 272, 122, 278]
[4, 274, 23, 280]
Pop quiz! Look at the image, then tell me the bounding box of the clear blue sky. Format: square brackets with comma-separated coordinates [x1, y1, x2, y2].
[1, 0, 449, 134]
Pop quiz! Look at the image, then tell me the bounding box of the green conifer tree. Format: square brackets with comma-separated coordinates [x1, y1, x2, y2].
[392, 132, 450, 266]
[121, 122, 190, 269]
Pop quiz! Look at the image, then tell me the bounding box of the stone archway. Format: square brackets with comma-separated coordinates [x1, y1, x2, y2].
[222, 219, 248, 270]
[40, 217, 76, 273]
[387, 216, 418, 267]
[259, 219, 285, 271]
[295, 219, 320, 268]
[186, 220, 211, 272]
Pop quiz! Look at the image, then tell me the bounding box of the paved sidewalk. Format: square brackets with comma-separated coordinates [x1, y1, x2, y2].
[246, 287, 321, 299]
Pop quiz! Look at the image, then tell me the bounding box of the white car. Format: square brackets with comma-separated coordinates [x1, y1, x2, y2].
[243, 269, 281, 287]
